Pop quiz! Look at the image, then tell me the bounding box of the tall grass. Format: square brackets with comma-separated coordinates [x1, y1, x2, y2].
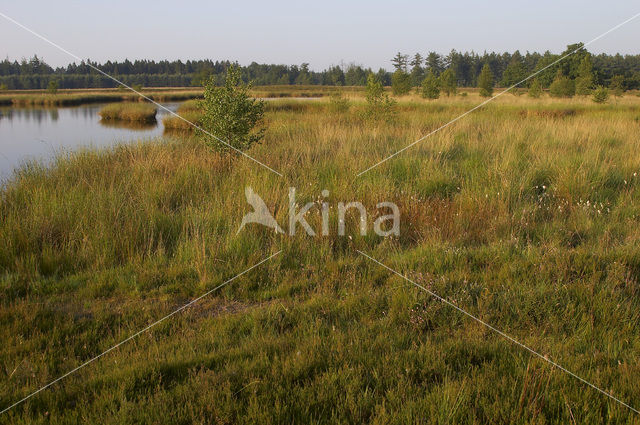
[0, 89, 203, 107]
[99, 103, 158, 122]
[1, 93, 640, 423]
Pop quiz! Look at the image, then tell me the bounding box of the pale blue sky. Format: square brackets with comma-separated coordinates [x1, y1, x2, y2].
[1, 1, 638, 70]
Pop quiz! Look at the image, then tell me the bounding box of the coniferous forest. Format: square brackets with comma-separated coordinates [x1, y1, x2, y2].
[1, 43, 639, 90]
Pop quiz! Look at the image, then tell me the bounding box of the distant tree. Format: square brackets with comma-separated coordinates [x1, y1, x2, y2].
[592, 86, 609, 103]
[559, 42, 589, 79]
[4, 44, 640, 90]
[575, 55, 594, 95]
[375, 68, 391, 86]
[344, 64, 367, 86]
[391, 52, 409, 71]
[439, 69, 457, 96]
[478, 63, 494, 97]
[528, 79, 543, 98]
[420, 70, 440, 99]
[425, 52, 444, 75]
[549, 70, 575, 97]
[0, 83, 7, 91]
[47, 79, 59, 94]
[295, 63, 312, 85]
[324, 65, 345, 85]
[391, 69, 411, 95]
[366, 72, 384, 99]
[365, 73, 396, 121]
[501, 54, 527, 88]
[610, 75, 625, 97]
[200, 65, 264, 152]
[192, 63, 214, 87]
[410, 53, 424, 86]
[532, 52, 560, 87]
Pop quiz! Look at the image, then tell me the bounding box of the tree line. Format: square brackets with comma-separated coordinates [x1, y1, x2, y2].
[391, 43, 639, 98]
[0, 43, 639, 91]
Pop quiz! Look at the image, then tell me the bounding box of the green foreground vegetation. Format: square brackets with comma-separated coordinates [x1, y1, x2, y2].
[2, 93, 640, 424]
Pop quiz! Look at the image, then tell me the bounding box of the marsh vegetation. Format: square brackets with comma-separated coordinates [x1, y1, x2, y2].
[2, 88, 640, 423]
[99, 103, 158, 123]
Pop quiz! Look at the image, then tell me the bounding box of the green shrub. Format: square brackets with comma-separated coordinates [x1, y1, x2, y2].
[439, 69, 457, 96]
[47, 80, 59, 95]
[200, 65, 265, 152]
[391, 69, 411, 95]
[592, 86, 609, 103]
[549, 72, 575, 98]
[364, 73, 396, 121]
[478, 64, 493, 97]
[610, 75, 625, 97]
[528, 79, 543, 98]
[420, 71, 440, 99]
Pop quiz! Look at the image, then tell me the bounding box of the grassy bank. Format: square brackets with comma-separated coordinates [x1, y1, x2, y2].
[0, 86, 334, 108]
[162, 100, 204, 131]
[99, 103, 158, 123]
[2, 94, 640, 423]
[0, 89, 203, 107]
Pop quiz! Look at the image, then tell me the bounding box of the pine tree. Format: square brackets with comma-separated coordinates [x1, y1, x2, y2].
[391, 52, 409, 71]
[610, 75, 625, 97]
[501, 56, 526, 87]
[439, 69, 457, 96]
[592, 86, 609, 103]
[391, 69, 411, 95]
[295, 63, 312, 85]
[365, 73, 396, 121]
[478, 63, 493, 97]
[409, 53, 424, 86]
[425, 52, 444, 75]
[528, 79, 543, 98]
[421, 71, 440, 99]
[575, 56, 594, 95]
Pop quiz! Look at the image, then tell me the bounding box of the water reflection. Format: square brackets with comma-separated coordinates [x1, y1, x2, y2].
[0, 102, 180, 181]
[99, 119, 157, 131]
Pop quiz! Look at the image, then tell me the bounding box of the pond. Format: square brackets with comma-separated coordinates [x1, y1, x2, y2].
[0, 102, 182, 181]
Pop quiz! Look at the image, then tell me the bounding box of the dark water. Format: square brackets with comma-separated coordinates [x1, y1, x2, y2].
[0, 102, 181, 181]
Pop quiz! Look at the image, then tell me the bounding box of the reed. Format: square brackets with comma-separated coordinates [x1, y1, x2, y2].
[162, 110, 204, 130]
[99, 102, 158, 122]
[0, 88, 203, 107]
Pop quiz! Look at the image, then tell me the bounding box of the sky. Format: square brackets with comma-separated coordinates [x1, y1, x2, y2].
[0, 0, 639, 71]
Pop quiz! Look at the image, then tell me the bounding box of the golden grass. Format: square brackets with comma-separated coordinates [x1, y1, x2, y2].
[99, 103, 158, 122]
